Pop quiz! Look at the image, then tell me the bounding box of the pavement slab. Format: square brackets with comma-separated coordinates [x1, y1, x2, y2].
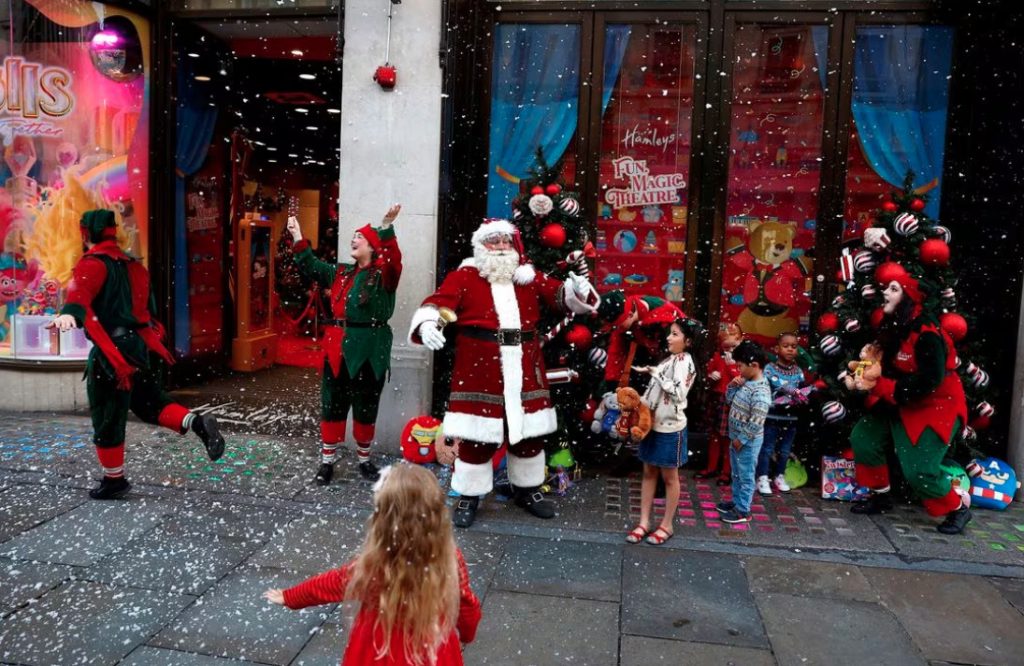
[151, 566, 332, 665]
[85, 525, 264, 595]
[757, 592, 926, 666]
[247, 513, 366, 574]
[455, 530, 511, 601]
[619, 635, 777, 666]
[864, 568, 1024, 666]
[622, 548, 768, 649]
[0, 496, 171, 566]
[161, 498, 300, 540]
[986, 576, 1024, 615]
[743, 556, 879, 603]
[874, 502, 1024, 566]
[290, 621, 352, 666]
[0, 579, 194, 666]
[121, 646, 266, 665]
[0, 482, 87, 543]
[0, 557, 77, 616]
[491, 535, 622, 602]
[462, 590, 619, 666]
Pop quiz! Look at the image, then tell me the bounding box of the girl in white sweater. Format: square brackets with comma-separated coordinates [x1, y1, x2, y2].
[625, 318, 704, 545]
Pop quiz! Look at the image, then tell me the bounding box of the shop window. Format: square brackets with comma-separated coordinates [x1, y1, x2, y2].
[0, 2, 150, 361]
[842, 25, 954, 242]
[595, 23, 697, 308]
[486, 23, 581, 218]
[718, 23, 828, 347]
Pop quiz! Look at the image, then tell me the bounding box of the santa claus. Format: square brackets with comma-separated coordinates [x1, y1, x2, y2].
[409, 218, 599, 527]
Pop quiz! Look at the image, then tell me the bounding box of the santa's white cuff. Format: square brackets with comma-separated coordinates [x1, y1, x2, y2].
[452, 459, 494, 496]
[507, 451, 546, 488]
[408, 305, 439, 345]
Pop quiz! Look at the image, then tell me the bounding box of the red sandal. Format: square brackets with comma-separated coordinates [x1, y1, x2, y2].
[645, 527, 674, 545]
[625, 525, 649, 544]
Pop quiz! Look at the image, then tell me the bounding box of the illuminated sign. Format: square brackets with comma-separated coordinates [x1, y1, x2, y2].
[0, 56, 75, 143]
[605, 156, 686, 209]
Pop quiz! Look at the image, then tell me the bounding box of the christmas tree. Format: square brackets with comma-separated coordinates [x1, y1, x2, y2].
[810, 174, 997, 462]
[510, 149, 608, 459]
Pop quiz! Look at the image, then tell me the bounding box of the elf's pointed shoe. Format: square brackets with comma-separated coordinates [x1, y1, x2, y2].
[89, 476, 131, 500]
[937, 504, 973, 535]
[315, 463, 334, 486]
[358, 460, 380, 482]
[192, 414, 225, 461]
[851, 492, 893, 515]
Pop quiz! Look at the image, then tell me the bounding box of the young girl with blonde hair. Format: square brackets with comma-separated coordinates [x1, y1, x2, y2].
[264, 463, 481, 665]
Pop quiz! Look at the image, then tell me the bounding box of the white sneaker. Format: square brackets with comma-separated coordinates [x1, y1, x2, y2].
[756, 475, 773, 495]
[774, 474, 791, 493]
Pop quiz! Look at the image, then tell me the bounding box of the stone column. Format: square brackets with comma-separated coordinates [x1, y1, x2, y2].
[338, 0, 442, 452]
[1009, 278, 1024, 498]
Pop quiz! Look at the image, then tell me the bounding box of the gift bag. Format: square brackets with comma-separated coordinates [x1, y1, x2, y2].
[783, 455, 809, 490]
[821, 456, 869, 501]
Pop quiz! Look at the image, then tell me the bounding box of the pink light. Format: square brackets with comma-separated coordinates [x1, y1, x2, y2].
[91, 31, 121, 48]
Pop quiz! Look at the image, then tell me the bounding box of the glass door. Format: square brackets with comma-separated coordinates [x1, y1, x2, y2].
[715, 17, 833, 347]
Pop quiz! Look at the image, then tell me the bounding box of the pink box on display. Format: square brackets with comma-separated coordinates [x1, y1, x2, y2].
[11, 315, 59, 356]
[60, 328, 92, 358]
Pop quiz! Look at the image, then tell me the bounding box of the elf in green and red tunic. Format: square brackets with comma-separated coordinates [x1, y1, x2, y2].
[48, 209, 225, 500]
[286, 204, 402, 485]
[849, 261, 971, 534]
[596, 291, 685, 393]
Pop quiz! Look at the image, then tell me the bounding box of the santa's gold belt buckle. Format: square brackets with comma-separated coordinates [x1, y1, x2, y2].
[497, 329, 522, 346]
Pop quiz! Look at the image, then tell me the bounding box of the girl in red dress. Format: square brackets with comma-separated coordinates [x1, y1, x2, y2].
[264, 463, 482, 665]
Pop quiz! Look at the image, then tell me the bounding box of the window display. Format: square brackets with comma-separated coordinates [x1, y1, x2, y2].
[595, 23, 697, 307]
[718, 23, 828, 346]
[0, 1, 150, 360]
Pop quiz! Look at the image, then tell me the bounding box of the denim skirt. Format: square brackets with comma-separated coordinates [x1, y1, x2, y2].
[637, 428, 688, 468]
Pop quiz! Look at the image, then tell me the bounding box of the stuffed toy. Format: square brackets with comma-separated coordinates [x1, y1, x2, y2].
[400, 415, 442, 464]
[614, 386, 653, 442]
[841, 342, 883, 392]
[966, 457, 1020, 510]
[435, 435, 459, 467]
[590, 391, 623, 440]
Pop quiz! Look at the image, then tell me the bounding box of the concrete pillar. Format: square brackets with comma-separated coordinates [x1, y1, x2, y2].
[338, 0, 442, 452]
[1008, 271, 1024, 498]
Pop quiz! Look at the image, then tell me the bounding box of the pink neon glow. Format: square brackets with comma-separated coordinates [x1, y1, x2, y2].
[91, 31, 120, 48]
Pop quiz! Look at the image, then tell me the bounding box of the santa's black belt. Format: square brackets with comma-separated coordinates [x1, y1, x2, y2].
[324, 319, 386, 328]
[459, 326, 536, 346]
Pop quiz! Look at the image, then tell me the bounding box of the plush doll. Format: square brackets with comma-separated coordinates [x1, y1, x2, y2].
[966, 457, 1020, 510]
[614, 386, 653, 442]
[400, 415, 442, 465]
[841, 342, 883, 392]
[435, 436, 459, 467]
[590, 391, 623, 440]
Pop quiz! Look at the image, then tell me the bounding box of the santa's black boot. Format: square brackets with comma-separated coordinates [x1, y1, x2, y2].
[851, 491, 894, 515]
[191, 414, 225, 461]
[315, 463, 334, 486]
[937, 504, 973, 535]
[514, 486, 555, 519]
[453, 496, 480, 528]
[89, 476, 131, 500]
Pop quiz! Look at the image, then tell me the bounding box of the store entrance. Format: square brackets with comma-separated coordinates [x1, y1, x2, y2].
[168, 16, 341, 437]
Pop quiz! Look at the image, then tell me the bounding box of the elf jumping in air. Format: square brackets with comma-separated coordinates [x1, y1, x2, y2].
[286, 204, 402, 484]
[48, 209, 225, 500]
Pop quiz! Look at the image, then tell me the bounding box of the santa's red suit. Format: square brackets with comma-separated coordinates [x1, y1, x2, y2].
[409, 219, 595, 503]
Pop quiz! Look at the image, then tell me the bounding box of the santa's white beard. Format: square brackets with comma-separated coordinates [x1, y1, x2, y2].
[475, 247, 519, 284]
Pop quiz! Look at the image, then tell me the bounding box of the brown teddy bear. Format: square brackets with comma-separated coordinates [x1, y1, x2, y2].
[840, 342, 883, 392]
[614, 387, 653, 442]
[435, 430, 459, 467]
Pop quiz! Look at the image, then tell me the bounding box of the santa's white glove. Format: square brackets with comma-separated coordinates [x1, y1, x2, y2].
[46, 314, 77, 332]
[418, 321, 447, 351]
[286, 216, 303, 243]
[564, 271, 599, 315]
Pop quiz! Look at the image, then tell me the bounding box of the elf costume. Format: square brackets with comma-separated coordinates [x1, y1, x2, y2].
[597, 291, 685, 392]
[59, 209, 224, 500]
[850, 262, 971, 534]
[292, 220, 401, 484]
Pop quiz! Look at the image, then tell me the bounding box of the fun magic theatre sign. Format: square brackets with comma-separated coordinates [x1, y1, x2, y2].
[0, 57, 75, 144]
[604, 156, 685, 209]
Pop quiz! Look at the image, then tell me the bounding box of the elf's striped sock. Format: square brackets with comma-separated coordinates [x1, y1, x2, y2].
[356, 443, 371, 463]
[321, 443, 338, 464]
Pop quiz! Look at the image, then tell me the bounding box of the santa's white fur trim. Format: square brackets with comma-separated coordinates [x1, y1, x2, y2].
[408, 305, 440, 345]
[471, 219, 517, 248]
[452, 459, 494, 496]
[443, 411, 505, 445]
[513, 263, 536, 285]
[491, 281, 527, 443]
[521, 407, 558, 439]
[507, 451, 546, 487]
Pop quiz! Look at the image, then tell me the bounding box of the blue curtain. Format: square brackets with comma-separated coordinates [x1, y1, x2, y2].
[810, 25, 829, 93]
[851, 25, 954, 219]
[486, 24, 581, 218]
[173, 61, 218, 356]
[602, 25, 632, 115]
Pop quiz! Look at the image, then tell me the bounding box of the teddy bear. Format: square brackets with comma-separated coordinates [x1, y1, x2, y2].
[661, 269, 684, 302]
[435, 435, 459, 466]
[724, 220, 813, 345]
[840, 343, 883, 392]
[590, 391, 623, 440]
[614, 386, 653, 443]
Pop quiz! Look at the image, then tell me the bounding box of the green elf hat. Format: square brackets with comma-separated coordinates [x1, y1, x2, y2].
[596, 289, 626, 324]
[80, 209, 117, 244]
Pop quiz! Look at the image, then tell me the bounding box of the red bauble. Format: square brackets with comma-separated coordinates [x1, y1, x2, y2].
[813, 379, 828, 391]
[870, 307, 885, 329]
[910, 198, 926, 212]
[530, 185, 544, 195]
[919, 238, 950, 267]
[971, 415, 992, 431]
[815, 312, 840, 334]
[939, 312, 968, 342]
[580, 398, 598, 424]
[564, 323, 593, 350]
[881, 201, 899, 213]
[539, 223, 567, 248]
[545, 184, 561, 195]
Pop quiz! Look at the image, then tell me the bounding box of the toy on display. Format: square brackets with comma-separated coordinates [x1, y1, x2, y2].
[966, 458, 1020, 511]
[821, 455, 870, 501]
[400, 415, 443, 465]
